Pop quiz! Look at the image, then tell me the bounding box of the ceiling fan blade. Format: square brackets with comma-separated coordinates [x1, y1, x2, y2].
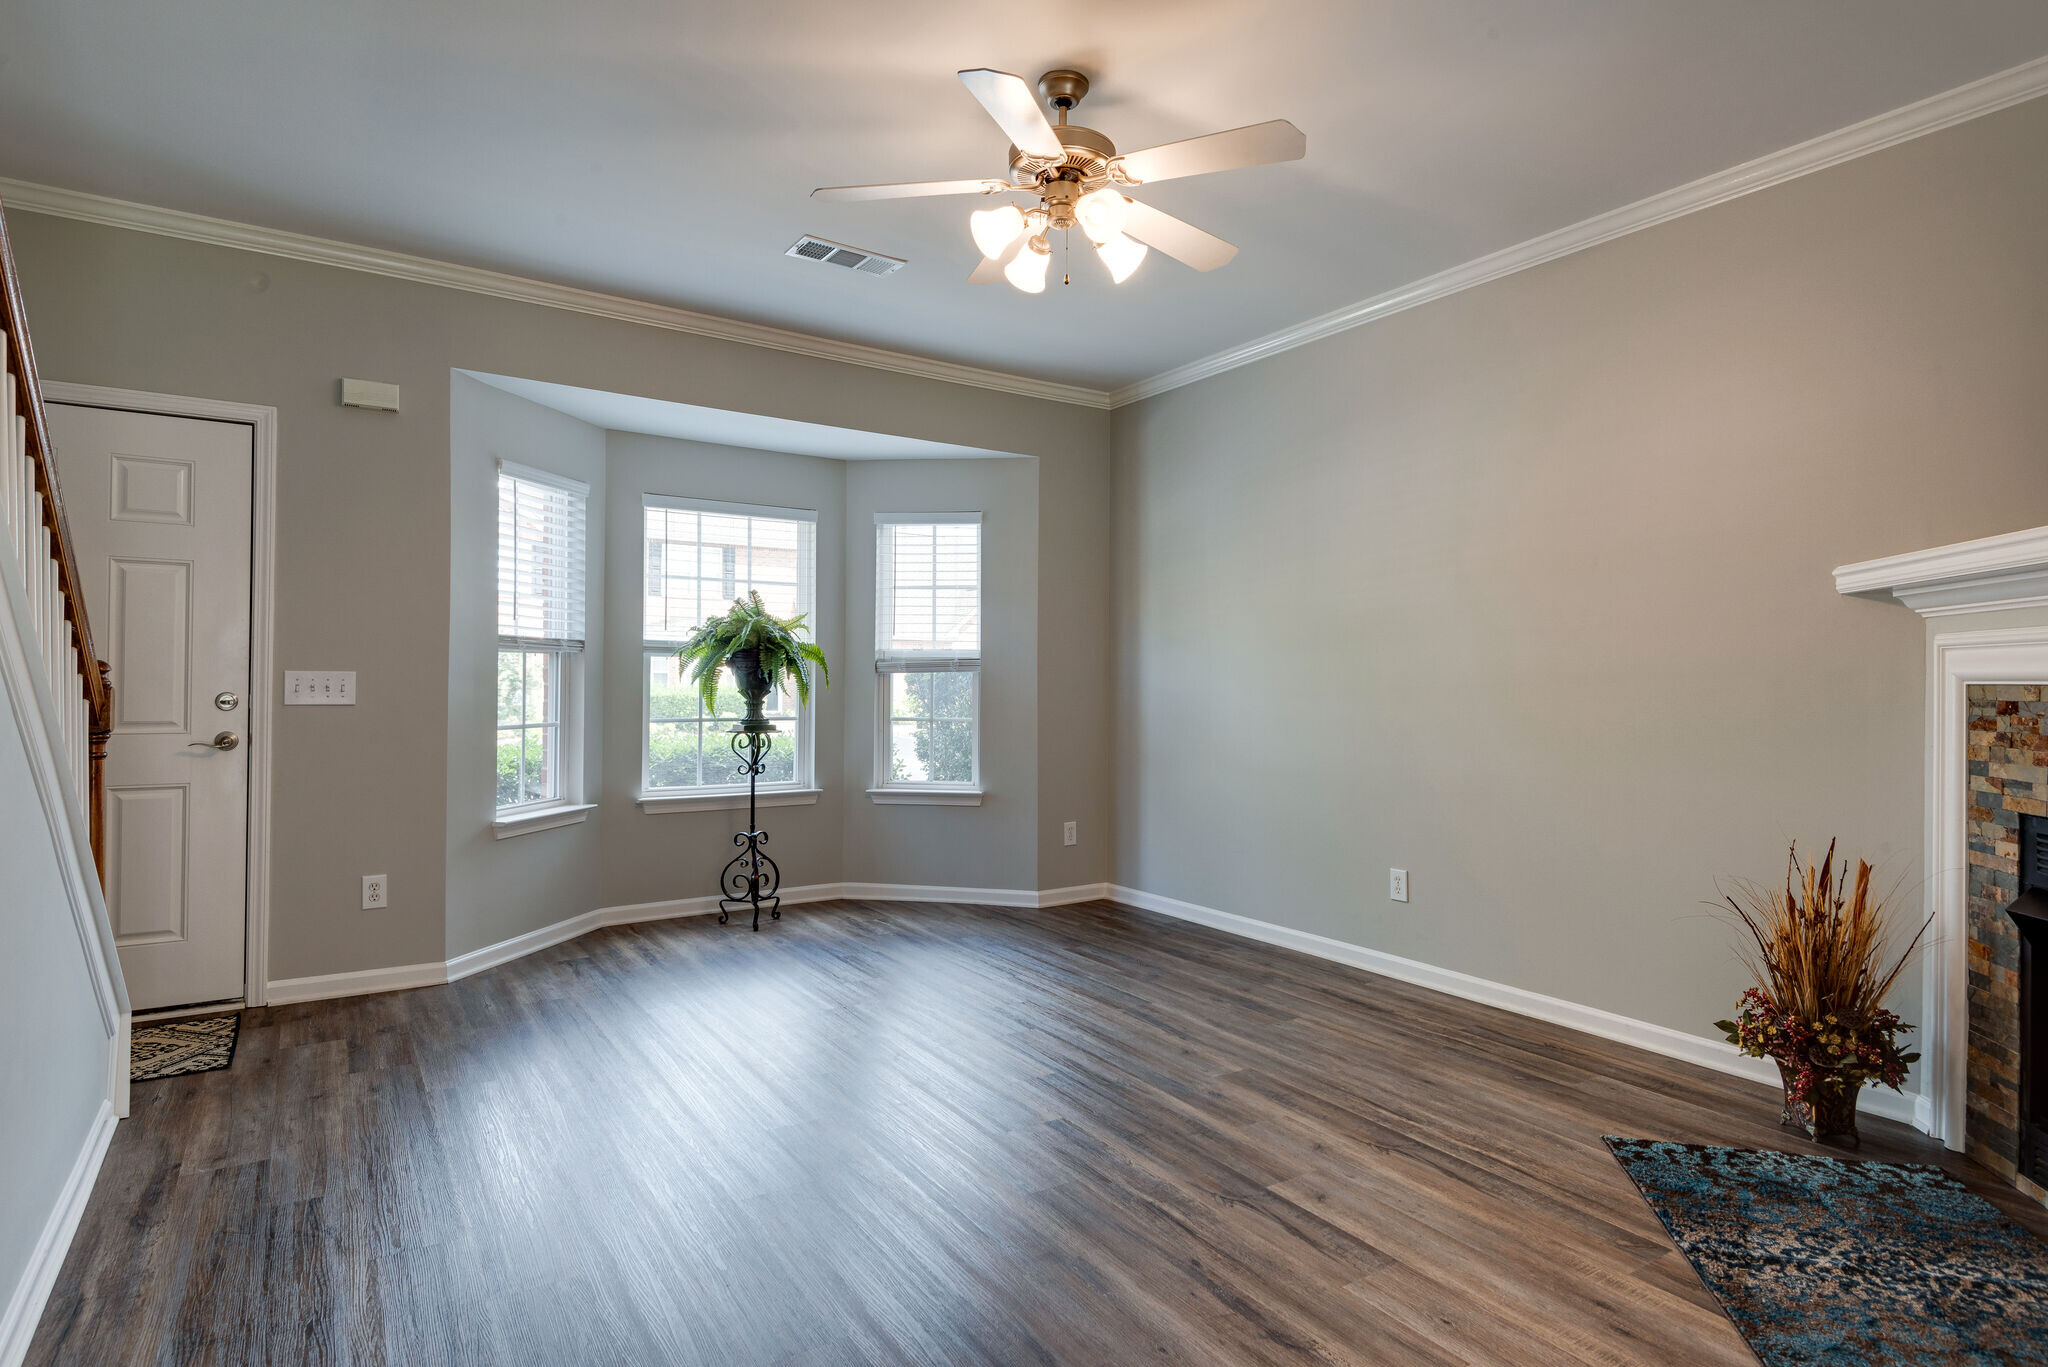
[1111, 119, 1306, 185]
[812, 178, 1009, 202]
[1119, 198, 1238, 271]
[968, 237, 1024, 284]
[957, 69, 1066, 162]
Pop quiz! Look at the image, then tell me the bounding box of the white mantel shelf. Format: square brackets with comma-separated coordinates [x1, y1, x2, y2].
[1834, 525, 2048, 617]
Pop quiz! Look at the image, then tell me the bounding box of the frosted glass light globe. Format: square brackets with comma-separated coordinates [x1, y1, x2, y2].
[1004, 240, 1051, 293]
[1095, 232, 1148, 284]
[969, 204, 1026, 260]
[1074, 189, 1130, 245]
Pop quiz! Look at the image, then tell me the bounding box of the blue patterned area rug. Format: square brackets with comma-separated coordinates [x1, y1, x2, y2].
[1605, 1137, 2048, 1365]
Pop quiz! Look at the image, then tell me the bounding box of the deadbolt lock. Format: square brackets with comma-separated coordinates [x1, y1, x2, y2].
[215, 691, 240, 711]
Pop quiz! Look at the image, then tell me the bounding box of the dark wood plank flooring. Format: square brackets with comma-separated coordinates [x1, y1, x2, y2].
[30, 899, 2045, 1366]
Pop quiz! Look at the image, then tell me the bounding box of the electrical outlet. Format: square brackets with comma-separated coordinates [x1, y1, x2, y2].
[1389, 868, 1409, 903]
[362, 874, 388, 910]
[1063, 821, 1078, 847]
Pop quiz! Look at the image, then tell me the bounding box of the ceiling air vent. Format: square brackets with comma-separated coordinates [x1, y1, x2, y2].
[786, 235, 905, 277]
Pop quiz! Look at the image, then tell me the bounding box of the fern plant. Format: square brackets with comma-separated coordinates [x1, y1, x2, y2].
[675, 591, 830, 714]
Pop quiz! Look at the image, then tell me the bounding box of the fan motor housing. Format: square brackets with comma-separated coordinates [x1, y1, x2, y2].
[1009, 124, 1117, 187]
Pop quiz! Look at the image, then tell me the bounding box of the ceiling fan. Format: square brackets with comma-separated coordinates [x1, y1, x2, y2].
[813, 68, 1305, 293]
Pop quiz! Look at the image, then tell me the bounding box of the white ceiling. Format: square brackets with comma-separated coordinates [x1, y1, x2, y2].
[464, 371, 1028, 459]
[5, 2, 2048, 390]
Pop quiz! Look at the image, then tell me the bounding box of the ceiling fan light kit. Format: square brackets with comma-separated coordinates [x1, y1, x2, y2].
[1004, 239, 1052, 293]
[1096, 233, 1148, 284]
[813, 66, 1305, 295]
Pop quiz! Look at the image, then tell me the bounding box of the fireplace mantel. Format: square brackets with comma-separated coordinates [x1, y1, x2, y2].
[1835, 525, 2048, 617]
[1837, 524, 2048, 1156]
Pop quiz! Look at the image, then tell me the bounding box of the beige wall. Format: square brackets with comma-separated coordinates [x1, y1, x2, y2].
[1111, 95, 2048, 1046]
[841, 458, 1039, 889]
[445, 375, 608, 959]
[1034, 445, 1114, 891]
[10, 212, 1112, 982]
[598, 432, 851, 909]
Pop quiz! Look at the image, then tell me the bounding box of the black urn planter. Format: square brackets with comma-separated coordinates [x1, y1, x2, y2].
[726, 647, 776, 732]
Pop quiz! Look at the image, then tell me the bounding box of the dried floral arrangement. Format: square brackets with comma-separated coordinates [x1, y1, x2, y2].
[1713, 841, 1929, 1139]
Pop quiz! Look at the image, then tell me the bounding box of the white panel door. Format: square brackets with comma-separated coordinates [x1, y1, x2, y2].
[52, 403, 253, 1011]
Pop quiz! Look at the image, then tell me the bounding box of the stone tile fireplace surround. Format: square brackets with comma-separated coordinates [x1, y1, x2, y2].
[1965, 684, 2047, 1195]
[1837, 523, 2048, 1203]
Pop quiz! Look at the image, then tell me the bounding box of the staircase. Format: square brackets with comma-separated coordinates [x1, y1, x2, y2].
[0, 200, 112, 875]
[0, 197, 130, 1367]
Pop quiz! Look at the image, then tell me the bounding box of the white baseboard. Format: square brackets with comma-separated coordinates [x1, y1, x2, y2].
[107, 1017, 129, 1121]
[445, 909, 609, 982]
[839, 881, 1038, 907]
[1036, 882, 1113, 908]
[589, 882, 845, 931]
[264, 960, 448, 1005]
[267, 881, 1109, 1005]
[0, 1100, 115, 1367]
[1107, 884, 1930, 1133]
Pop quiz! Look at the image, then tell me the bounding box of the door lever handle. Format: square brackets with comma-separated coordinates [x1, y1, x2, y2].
[188, 731, 240, 751]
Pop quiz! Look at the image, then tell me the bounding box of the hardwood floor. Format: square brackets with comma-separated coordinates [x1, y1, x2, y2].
[30, 898, 2045, 1366]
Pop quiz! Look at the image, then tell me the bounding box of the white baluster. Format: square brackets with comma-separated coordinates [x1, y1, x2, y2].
[4, 401, 19, 566]
[27, 492, 43, 646]
[42, 526, 58, 690]
[45, 538, 60, 695]
[63, 637, 77, 767]
[18, 448, 33, 592]
[2, 363, 16, 557]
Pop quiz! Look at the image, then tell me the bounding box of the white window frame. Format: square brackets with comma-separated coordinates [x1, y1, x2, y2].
[494, 463, 591, 831]
[496, 646, 564, 811]
[871, 512, 983, 801]
[639, 494, 819, 809]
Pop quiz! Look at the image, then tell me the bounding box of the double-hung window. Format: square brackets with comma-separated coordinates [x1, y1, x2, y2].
[642, 496, 817, 797]
[496, 463, 588, 813]
[874, 514, 981, 792]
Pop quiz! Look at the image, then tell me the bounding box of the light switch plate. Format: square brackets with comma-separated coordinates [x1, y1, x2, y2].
[285, 671, 355, 705]
[1389, 868, 1410, 902]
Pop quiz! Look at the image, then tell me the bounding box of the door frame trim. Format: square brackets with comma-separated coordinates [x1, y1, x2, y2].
[46, 383, 278, 1008]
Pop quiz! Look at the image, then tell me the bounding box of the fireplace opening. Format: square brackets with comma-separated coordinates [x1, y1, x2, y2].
[2011, 813, 2048, 1187]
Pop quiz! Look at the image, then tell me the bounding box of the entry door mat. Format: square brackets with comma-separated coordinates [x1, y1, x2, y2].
[130, 1013, 239, 1082]
[1604, 1137, 2048, 1365]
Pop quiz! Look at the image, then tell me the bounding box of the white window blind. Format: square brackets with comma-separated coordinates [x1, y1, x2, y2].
[643, 496, 817, 642]
[875, 514, 981, 672]
[497, 463, 589, 651]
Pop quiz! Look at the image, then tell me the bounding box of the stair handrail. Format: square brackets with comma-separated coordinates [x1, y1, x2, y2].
[0, 199, 114, 877]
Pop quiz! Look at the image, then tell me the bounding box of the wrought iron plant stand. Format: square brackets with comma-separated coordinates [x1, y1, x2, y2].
[717, 717, 781, 931]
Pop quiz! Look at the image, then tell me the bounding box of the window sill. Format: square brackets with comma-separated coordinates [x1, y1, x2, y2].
[638, 788, 822, 814]
[492, 803, 596, 840]
[866, 788, 984, 806]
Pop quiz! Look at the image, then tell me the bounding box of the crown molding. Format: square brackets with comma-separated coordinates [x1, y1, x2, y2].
[1110, 53, 2048, 407]
[1835, 524, 2048, 617]
[0, 177, 1115, 411]
[7, 51, 2046, 416]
